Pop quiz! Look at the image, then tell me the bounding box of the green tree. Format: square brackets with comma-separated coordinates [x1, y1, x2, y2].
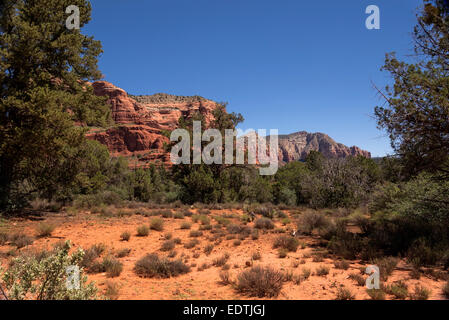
[0, 0, 110, 209]
[374, 0, 449, 176]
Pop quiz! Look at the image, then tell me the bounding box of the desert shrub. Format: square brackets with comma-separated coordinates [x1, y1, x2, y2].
[102, 256, 123, 278]
[409, 285, 431, 300]
[36, 222, 56, 238]
[199, 224, 212, 231]
[235, 266, 283, 298]
[9, 233, 34, 249]
[0, 232, 8, 245]
[233, 239, 241, 246]
[213, 253, 230, 267]
[182, 209, 193, 217]
[164, 233, 173, 240]
[198, 215, 211, 225]
[168, 250, 177, 258]
[443, 281, 449, 298]
[159, 210, 173, 218]
[0, 241, 97, 299]
[277, 248, 288, 258]
[73, 191, 122, 209]
[366, 289, 386, 300]
[315, 265, 330, 276]
[251, 229, 259, 240]
[161, 240, 176, 252]
[173, 212, 185, 219]
[180, 222, 192, 229]
[254, 218, 274, 230]
[184, 239, 199, 249]
[116, 248, 131, 258]
[219, 270, 233, 285]
[252, 252, 262, 261]
[120, 231, 131, 241]
[335, 287, 355, 300]
[80, 243, 106, 270]
[301, 268, 311, 280]
[273, 235, 299, 252]
[296, 211, 330, 235]
[189, 230, 203, 238]
[372, 256, 399, 281]
[150, 218, 164, 231]
[173, 237, 182, 244]
[134, 254, 190, 278]
[406, 238, 440, 268]
[385, 281, 409, 300]
[312, 253, 325, 262]
[137, 225, 150, 237]
[348, 273, 365, 286]
[204, 244, 214, 255]
[334, 260, 350, 270]
[104, 281, 120, 300]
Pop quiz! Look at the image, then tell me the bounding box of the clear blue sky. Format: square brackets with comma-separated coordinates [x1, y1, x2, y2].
[85, 0, 423, 157]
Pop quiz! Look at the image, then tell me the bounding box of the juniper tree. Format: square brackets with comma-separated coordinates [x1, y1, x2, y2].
[375, 0, 449, 176]
[0, 0, 110, 208]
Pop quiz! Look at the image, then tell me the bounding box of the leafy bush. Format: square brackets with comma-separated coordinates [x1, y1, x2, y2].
[235, 266, 284, 298]
[134, 254, 190, 278]
[0, 241, 98, 300]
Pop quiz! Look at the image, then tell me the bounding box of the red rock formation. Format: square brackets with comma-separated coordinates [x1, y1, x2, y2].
[86, 81, 218, 166]
[87, 81, 371, 167]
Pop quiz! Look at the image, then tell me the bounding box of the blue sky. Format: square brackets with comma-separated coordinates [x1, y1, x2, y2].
[85, 0, 423, 157]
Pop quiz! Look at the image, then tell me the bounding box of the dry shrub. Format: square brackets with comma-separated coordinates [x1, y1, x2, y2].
[116, 248, 131, 258]
[335, 287, 355, 300]
[161, 240, 176, 252]
[409, 285, 431, 300]
[273, 235, 299, 252]
[366, 289, 386, 300]
[213, 253, 230, 267]
[254, 218, 274, 230]
[296, 211, 330, 235]
[36, 222, 55, 238]
[334, 260, 350, 270]
[136, 225, 149, 237]
[219, 270, 233, 285]
[105, 281, 120, 300]
[150, 218, 164, 231]
[9, 233, 34, 249]
[134, 253, 190, 278]
[120, 231, 131, 241]
[315, 265, 330, 276]
[235, 266, 284, 298]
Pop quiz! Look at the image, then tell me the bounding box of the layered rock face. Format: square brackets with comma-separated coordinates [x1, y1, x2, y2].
[86, 81, 218, 165]
[87, 81, 371, 167]
[272, 131, 371, 164]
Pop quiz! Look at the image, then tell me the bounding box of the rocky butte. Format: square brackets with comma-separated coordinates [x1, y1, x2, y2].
[86, 81, 371, 167]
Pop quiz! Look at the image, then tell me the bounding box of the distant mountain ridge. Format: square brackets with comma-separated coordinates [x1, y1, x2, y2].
[86, 81, 370, 167]
[270, 131, 371, 164]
